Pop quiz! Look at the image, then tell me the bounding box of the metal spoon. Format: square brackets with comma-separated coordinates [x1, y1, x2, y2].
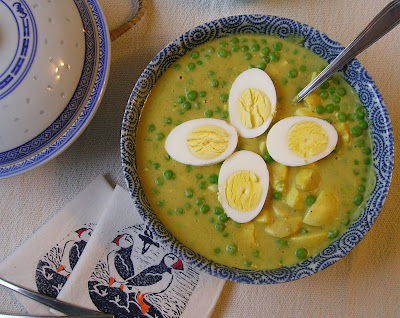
[293, 0, 400, 103]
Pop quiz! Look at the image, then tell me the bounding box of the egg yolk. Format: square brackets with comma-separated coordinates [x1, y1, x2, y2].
[287, 121, 328, 158]
[225, 171, 262, 211]
[187, 125, 229, 159]
[236, 88, 271, 129]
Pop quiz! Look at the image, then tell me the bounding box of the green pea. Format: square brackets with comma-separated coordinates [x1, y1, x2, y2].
[250, 44, 260, 51]
[359, 120, 368, 130]
[196, 173, 203, 180]
[220, 93, 229, 102]
[295, 247, 308, 260]
[241, 45, 249, 52]
[362, 147, 371, 155]
[328, 87, 336, 94]
[364, 158, 371, 165]
[174, 120, 181, 126]
[196, 60, 203, 66]
[299, 65, 307, 72]
[144, 137, 152, 142]
[355, 139, 365, 147]
[214, 247, 221, 254]
[260, 39, 267, 44]
[184, 203, 192, 210]
[272, 191, 282, 200]
[301, 228, 309, 234]
[324, 118, 333, 124]
[218, 213, 228, 223]
[331, 95, 341, 104]
[352, 194, 363, 206]
[350, 126, 362, 137]
[178, 109, 185, 115]
[190, 51, 199, 59]
[210, 79, 219, 88]
[244, 52, 252, 60]
[187, 63, 195, 71]
[272, 42, 283, 51]
[337, 112, 347, 122]
[304, 195, 316, 206]
[199, 181, 207, 189]
[204, 110, 213, 118]
[332, 78, 340, 85]
[288, 69, 298, 78]
[325, 104, 334, 113]
[320, 81, 329, 89]
[184, 188, 194, 198]
[167, 209, 173, 215]
[262, 151, 274, 163]
[214, 106, 221, 113]
[219, 40, 228, 47]
[155, 177, 164, 186]
[226, 243, 238, 255]
[257, 62, 267, 70]
[199, 91, 206, 98]
[327, 230, 339, 239]
[358, 184, 366, 193]
[200, 204, 210, 214]
[340, 217, 350, 226]
[209, 217, 215, 223]
[354, 159, 359, 165]
[207, 70, 215, 77]
[319, 90, 329, 100]
[215, 223, 225, 232]
[231, 44, 240, 52]
[261, 55, 270, 63]
[276, 239, 288, 247]
[270, 52, 280, 62]
[181, 101, 191, 110]
[213, 206, 224, 215]
[196, 197, 205, 205]
[151, 188, 158, 195]
[157, 200, 164, 207]
[336, 88, 346, 96]
[155, 133, 165, 141]
[315, 105, 325, 114]
[187, 91, 197, 101]
[174, 64, 181, 71]
[261, 47, 270, 56]
[175, 207, 183, 215]
[152, 162, 160, 170]
[230, 37, 239, 44]
[281, 78, 288, 86]
[209, 174, 218, 184]
[164, 117, 172, 124]
[252, 250, 260, 258]
[218, 48, 228, 58]
[221, 111, 229, 119]
[147, 124, 156, 132]
[248, 64, 255, 69]
[165, 154, 171, 161]
[186, 165, 192, 172]
[194, 102, 201, 110]
[243, 260, 252, 267]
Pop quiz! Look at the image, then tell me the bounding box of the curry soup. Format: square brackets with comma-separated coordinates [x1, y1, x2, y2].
[136, 34, 374, 270]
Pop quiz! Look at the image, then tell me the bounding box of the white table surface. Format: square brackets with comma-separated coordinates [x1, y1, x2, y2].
[1, 0, 399, 317]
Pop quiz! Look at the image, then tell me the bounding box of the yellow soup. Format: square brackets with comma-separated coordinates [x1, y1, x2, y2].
[136, 34, 375, 270]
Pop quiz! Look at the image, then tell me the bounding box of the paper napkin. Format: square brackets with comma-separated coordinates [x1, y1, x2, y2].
[0, 175, 113, 316]
[56, 185, 225, 318]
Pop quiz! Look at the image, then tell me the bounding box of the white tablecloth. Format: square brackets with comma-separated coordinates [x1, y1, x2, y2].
[1, 0, 399, 317]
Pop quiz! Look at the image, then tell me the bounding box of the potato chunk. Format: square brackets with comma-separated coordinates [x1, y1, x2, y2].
[240, 223, 256, 244]
[271, 200, 292, 218]
[290, 231, 327, 248]
[254, 207, 273, 224]
[285, 185, 304, 210]
[294, 107, 318, 118]
[264, 216, 302, 238]
[303, 92, 321, 110]
[295, 168, 320, 191]
[303, 190, 338, 226]
[334, 122, 351, 148]
[270, 162, 288, 192]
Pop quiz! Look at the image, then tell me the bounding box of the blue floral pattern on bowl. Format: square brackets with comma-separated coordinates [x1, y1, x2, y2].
[0, 0, 110, 178]
[121, 15, 394, 284]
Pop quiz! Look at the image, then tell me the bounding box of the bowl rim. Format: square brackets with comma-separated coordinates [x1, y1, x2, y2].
[0, 0, 111, 178]
[121, 14, 394, 284]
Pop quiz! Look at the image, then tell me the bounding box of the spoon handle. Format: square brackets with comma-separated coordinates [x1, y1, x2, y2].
[294, 0, 400, 103]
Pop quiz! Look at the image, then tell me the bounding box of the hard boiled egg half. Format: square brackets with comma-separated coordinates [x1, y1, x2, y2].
[266, 116, 338, 166]
[218, 150, 269, 223]
[165, 118, 238, 166]
[229, 68, 277, 138]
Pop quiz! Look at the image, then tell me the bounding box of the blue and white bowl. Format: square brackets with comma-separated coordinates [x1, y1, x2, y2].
[0, 0, 110, 178]
[121, 15, 394, 284]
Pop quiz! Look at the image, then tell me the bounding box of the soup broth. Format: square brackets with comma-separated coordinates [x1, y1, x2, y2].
[136, 34, 374, 270]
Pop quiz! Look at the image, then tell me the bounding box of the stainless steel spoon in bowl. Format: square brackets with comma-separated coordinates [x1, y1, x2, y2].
[293, 0, 400, 103]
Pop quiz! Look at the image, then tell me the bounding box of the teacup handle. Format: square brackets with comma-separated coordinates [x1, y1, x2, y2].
[109, 0, 147, 41]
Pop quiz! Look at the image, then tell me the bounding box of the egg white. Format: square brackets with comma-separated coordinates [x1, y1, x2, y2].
[266, 116, 338, 167]
[218, 150, 269, 223]
[229, 68, 277, 138]
[164, 118, 238, 166]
